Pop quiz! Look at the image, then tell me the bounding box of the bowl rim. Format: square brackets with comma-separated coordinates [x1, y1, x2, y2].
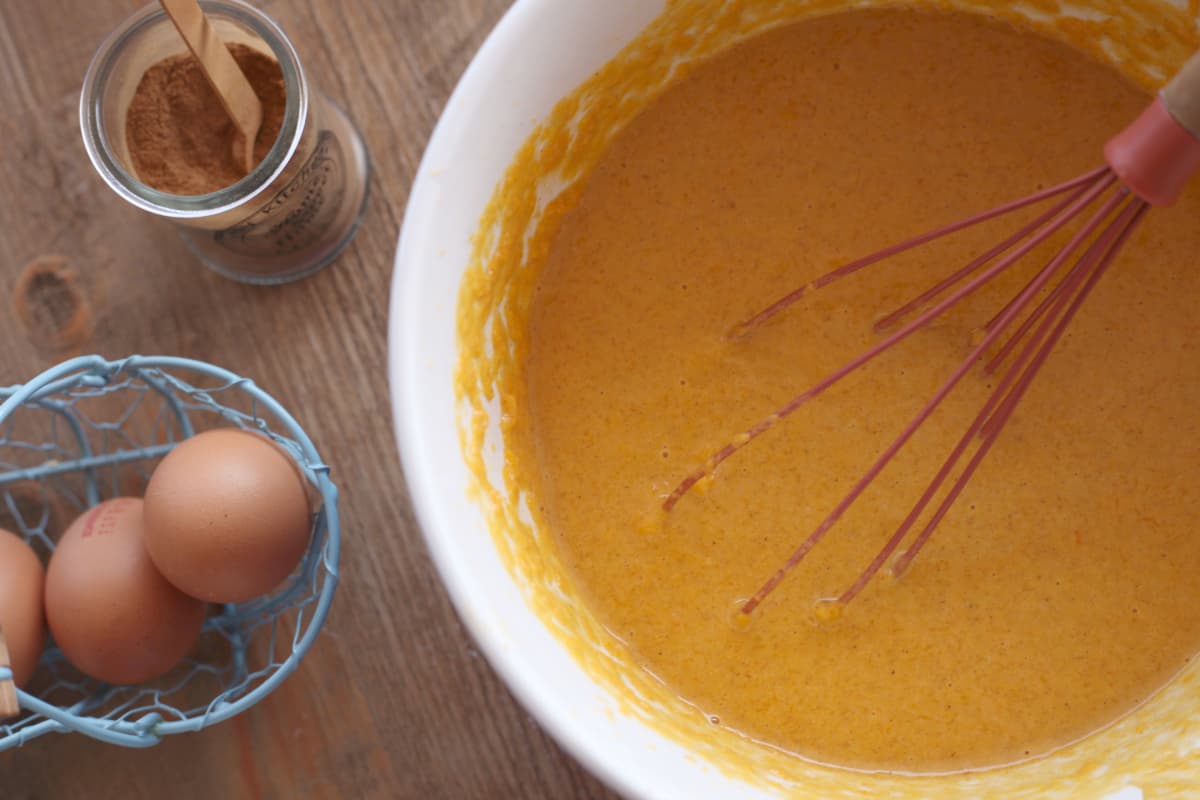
[386, 1, 687, 797]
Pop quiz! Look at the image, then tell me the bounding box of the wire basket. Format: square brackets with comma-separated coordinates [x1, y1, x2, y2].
[0, 355, 339, 750]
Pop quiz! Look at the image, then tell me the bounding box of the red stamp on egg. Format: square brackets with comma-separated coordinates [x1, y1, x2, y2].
[80, 498, 132, 538]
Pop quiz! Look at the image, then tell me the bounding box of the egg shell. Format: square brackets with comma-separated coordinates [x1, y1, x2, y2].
[0, 528, 47, 687]
[144, 429, 312, 604]
[45, 498, 206, 685]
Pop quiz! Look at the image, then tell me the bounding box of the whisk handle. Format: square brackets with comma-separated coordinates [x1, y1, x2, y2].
[1104, 50, 1200, 207]
[1163, 49, 1200, 140]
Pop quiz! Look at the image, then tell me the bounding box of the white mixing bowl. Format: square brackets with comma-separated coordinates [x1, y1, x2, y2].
[389, 2, 1200, 797]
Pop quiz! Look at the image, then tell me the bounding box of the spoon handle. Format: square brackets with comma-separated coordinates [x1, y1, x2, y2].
[159, 0, 263, 172]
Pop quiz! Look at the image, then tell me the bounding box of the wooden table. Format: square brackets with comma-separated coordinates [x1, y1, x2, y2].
[0, 1, 619, 797]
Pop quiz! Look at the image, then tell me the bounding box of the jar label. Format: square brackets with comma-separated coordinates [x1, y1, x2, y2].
[214, 131, 347, 258]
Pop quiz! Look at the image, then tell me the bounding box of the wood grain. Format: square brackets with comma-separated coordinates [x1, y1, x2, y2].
[0, 1, 620, 797]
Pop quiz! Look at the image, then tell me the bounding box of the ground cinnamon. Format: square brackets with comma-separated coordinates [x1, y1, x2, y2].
[126, 43, 286, 195]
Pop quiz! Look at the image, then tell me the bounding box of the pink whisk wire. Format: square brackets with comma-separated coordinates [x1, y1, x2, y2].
[662, 168, 1115, 514]
[662, 49, 1200, 617]
[890, 199, 1149, 581]
[661, 166, 1157, 616]
[844, 194, 1148, 606]
[729, 166, 1110, 338]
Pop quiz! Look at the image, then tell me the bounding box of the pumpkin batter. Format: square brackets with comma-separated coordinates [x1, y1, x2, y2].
[520, 9, 1200, 772]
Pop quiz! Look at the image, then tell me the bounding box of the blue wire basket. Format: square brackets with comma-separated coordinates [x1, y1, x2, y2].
[0, 355, 339, 749]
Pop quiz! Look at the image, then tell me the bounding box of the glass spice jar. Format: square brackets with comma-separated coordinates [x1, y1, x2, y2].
[80, 0, 370, 285]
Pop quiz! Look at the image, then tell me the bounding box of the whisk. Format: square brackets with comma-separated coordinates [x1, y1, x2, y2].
[663, 51, 1200, 616]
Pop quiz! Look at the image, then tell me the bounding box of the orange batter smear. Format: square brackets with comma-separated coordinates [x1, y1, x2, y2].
[521, 9, 1200, 772]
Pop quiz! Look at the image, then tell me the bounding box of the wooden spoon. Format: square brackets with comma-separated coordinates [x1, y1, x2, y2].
[0, 628, 18, 720]
[158, 0, 263, 172]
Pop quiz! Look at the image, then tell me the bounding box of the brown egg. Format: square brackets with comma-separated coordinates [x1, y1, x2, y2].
[144, 429, 312, 603]
[0, 528, 46, 687]
[45, 499, 206, 685]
